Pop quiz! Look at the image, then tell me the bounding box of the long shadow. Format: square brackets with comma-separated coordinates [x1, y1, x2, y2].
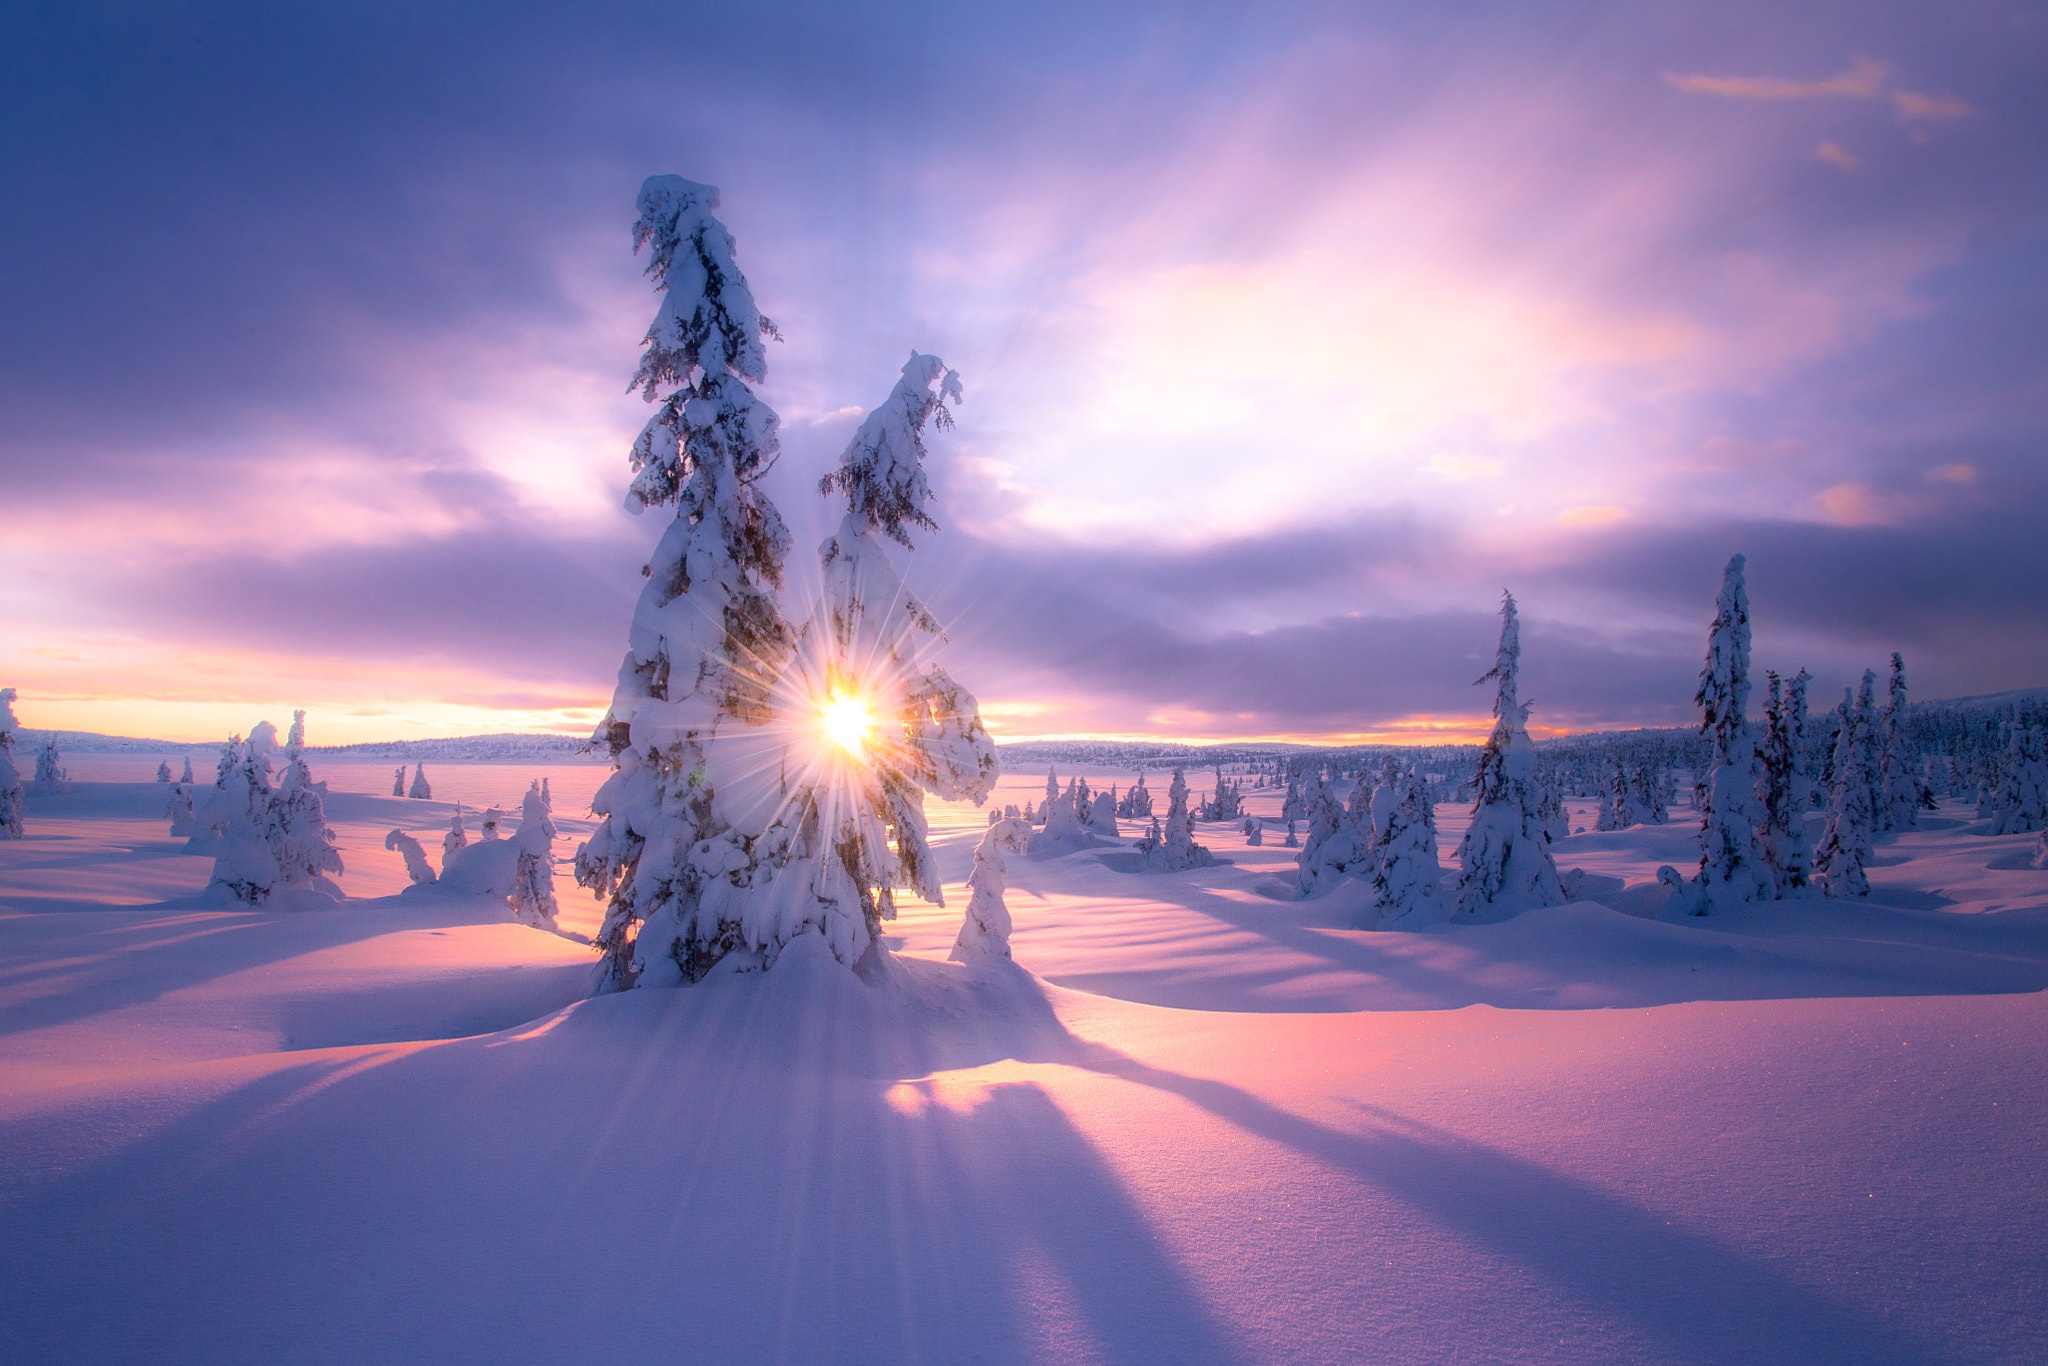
[1046, 1031, 1947, 1364]
[0, 972, 1245, 1365]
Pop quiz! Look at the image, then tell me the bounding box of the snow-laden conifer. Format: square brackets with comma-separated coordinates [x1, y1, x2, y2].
[156, 761, 173, 783]
[0, 689, 23, 839]
[752, 353, 998, 974]
[193, 718, 343, 904]
[443, 810, 468, 863]
[1144, 767, 1213, 872]
[509, 782, 559, 929]
[1816, 686, 1876, 896]
[180, 757, 194, 785]
[1370, 768, 1449, 929]
[1243, 816, 1263, 846]
[165, 784, 196, 838]
[408, 764, 432, 800]
[1453, 592, 1564, 918]
[1296, 768, 1359, 896]
[574, 177, 800, 991]
[34, 739, 66, 791]
[951, 815, 1029, 962]
[1683, 554, 1773, 913]
[1117, 773, 1153, 819]
[1875, 653, 1922, 831]
[1988, 722, 2048, 835]
[1758, 669, 1815, 895]
[392, 767, 406, 797]
[385, 829, 438, 885]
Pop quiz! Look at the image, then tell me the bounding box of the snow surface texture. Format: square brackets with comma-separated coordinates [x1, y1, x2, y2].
[4, 764, 2048, 1362]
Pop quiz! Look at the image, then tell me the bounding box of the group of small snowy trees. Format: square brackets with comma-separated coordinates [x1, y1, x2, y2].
[573, 177, 998, 991]
[181, 712, 344, 905]
[1661, 557, 1932, 912]
[391, 764, 432, 799]
[385, 781, 560, 929]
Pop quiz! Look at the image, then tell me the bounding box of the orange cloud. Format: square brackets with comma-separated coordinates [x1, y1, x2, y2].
[1893, 90, 1973, 122]
[1815, 140, 1859, 171]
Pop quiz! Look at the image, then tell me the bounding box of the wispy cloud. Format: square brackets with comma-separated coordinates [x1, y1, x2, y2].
[1815, 140, 1859, 171]
[1665, 55, 1886, 101]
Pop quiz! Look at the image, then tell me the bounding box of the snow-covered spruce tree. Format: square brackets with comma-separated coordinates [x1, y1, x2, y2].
[443, 809, 468, 863]
[1816, 687, 1876, 896]
[270, 746, 344, 894]
[1145, 767, 1213, 872]
[1875, 653, 1922, 832]
[1758, 669, 1815, 896]
[951, 814, 1030, 962]
[1041, 768, 1060, 823]
[1453, 592, 1564, 919]
[385, 829, 438, 885]
[180, 757, 194, 785]
[509, 781, 559, 930]
[749, 352, 999, 974]
[1117, 772, 1152, 819]
[0, 689, 23, 838]
[35, 739, 66, 790]
[1296, 768, 1359, 896]
[1683, 554, 1773, 914]
[165, 782, 196, 837]
[573, 176, 801, 991]
[156, 761, 172, 783]
[1597, 759, 1637, 831]
[408, 763, 432, 800]
[1370, 768, 1449, 929]
[392, 766, 406, 797]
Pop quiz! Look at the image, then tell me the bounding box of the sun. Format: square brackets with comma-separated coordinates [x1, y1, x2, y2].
[821, 689, 876, 756]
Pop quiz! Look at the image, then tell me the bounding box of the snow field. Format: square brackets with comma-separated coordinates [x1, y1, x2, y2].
[2, 768, 2046, 1362]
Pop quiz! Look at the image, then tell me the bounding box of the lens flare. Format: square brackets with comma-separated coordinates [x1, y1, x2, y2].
[822, 690, 875, 756]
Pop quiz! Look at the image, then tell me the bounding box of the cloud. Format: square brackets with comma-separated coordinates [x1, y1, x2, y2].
[1665, 55, 1887, 101]
[1815, 140, 1859, 171]
[1893, 90, 1973, 123]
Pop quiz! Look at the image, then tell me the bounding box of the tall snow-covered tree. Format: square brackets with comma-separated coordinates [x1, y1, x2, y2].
[1683, 554, 1773, 913]
[1875, 653, 1922, 831]
[1453, 592, 1564, 918]
[0, 689, 23, 839]
[34, 739, 66, 791]
[156, 761, 173, 783]
[1816, 686, 1876, 896]
[574, 177, 801, 990]
[749, 353, 998, 974]
[1758, 669, 1815, 896]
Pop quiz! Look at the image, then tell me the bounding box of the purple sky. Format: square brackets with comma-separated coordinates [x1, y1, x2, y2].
[4, 1, 2044, 742]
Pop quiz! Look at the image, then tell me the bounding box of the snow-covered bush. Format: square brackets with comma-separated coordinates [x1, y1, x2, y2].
[0, 689, 23, 838]
[1453, 593, 1564, 919]
[1243, 815, 1263, 846]
[1088, 789, 1119, 834]
[408, 764, 432, 800]
[443, 810, 468, 863]
[385, 829, 437, 886]
[951, 815, 1029, 962]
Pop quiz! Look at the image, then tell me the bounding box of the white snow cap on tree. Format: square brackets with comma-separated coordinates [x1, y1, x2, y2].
[575, 175, 799, 992]
[0, 689, 23, 839]
[1679, 554, 1774, 915]
[1453, 592, 1564, 919]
